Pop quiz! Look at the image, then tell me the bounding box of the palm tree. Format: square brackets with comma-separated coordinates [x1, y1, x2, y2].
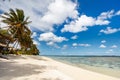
[0, 29, 13, 54]
[1, 8, 39, 55]
[29, 44, 39, 55]
[1, 9, 31, 47]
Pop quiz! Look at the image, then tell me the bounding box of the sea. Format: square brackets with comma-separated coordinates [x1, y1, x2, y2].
[45, 55, 120, 77]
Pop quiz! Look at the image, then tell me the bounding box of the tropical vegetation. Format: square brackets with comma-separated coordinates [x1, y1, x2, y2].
[0, 9, 39, 55]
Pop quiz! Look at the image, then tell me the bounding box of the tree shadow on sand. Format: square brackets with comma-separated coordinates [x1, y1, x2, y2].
[41, 78, 62, 80]
[0, 54, 27, 60]
[0, 60, 46, 80]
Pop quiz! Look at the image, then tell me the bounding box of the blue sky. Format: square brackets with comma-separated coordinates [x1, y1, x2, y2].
[0, 0, 120, 55]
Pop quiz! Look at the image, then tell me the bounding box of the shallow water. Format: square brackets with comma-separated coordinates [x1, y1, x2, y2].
[45, 56, 120, 78]
[47, 56, 120, 70]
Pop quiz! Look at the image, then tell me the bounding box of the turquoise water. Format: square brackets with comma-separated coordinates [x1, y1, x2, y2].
[47, 56, 120, 70]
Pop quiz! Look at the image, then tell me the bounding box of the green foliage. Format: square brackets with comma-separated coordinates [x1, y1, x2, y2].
[1, 8, 39, 55]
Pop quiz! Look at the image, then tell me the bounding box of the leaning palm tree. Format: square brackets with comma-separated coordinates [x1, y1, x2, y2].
[1, 9, 31, 47]
[1, 8, 39, 55]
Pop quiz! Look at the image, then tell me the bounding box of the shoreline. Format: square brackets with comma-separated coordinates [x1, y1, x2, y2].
[0, 55, 120, 80]
[50, 58, 120, 78]
[77, 63, 120, 78]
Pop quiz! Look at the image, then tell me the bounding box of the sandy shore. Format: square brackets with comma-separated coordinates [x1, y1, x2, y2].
[0, 55, 120, 80]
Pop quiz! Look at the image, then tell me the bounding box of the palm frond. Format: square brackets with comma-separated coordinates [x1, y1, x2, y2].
[9, 8, 18, 22]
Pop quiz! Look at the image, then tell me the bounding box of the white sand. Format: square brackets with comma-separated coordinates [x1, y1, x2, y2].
[0, 55, 120, 80]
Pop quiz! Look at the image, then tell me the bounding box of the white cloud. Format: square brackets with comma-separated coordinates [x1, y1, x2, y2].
[100, 27, 120, 34]
[46, 41, 60, 48]
[79, 44, 91, 47]
[95, 10, 114, 25]
[111, 45, 117, 48]
[61, 15, 95, 33]
[99, 44, 106, 48]
[71, 35, 78, 40]
[0, 0, 78, 32]
[1, 1, 120, 33]
[39, 32, 67, 43]
[62, 45, 68, 49]
[31, 32, 37, 38]
[115, 10, 120, 15]
[0, 0, 52, 30]
[97, 10, 114, 20]
[46, 41, 54, 46]
[101, 40, 106, 43]
[33, 40, 40, 45]
[61, 10, 120, 33]
[95, 19, 110, 26]
[41, 0, 78, 23]
[72, 43, 91, 47]
[39, 0, 78, 31]
[72, 43, 78, 47]
[106, 49, 113, 53]
[39, 32, 67, 48]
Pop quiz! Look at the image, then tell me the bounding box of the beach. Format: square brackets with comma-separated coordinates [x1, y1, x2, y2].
[0, 55, 120, 80]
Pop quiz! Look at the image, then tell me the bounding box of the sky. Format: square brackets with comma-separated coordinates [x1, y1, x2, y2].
[0, 0, 120, 55]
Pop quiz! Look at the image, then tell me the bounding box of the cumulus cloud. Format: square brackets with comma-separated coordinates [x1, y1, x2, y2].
[33, 40, 40, 45]
[46, 41, 54, 46]
[61, 10, 120, 33]
[79, 44, 91, 47]
[41, 0, 78, 23]
[39, 32, 67, 48]
[0, 0, 78, 32]
[111, 45, 117, 48]
[46, 41, 60, 48]
[99, 44, 106, 48]
[39, 32, 67, 42]
[100, 27, 120, 34]
[97, 10, 114, 20]
[0, 0, 52, 30]
[95, 10, 114, 25]
[115, 10, 120, 15]
[105, 45, 118, 53]
[71, 35, 78, 40]
[61, 15, 95, 33]
[72, 43, 91, 47]
[101, 40, 106, 43]
[72, 43, 78, 47]
[1, 1, 120, 33]
[62, 45, 68, 49]
[39, 0, 78, 31]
